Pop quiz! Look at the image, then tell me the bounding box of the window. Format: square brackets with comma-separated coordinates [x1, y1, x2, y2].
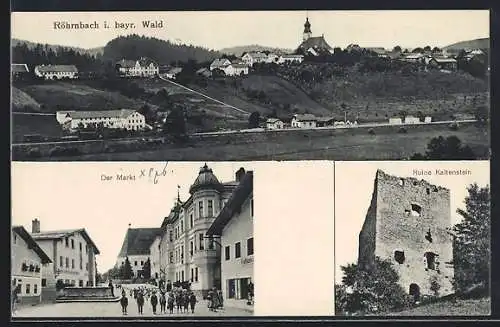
[34, 284, 38, 294]
[190, 214, 194, 228]
[181, 270, 184, 281]
[208, 200, 214, 217]
[181, 246, 184, 263]
[426, 188, 430, 195]
[411, 204, 422, 217]
[225, 246, 230, 260]
[71, 239, 74, 249]
[181, 220, 184, 233]
[141, 261, 144, 266]
[65, 257, 69, 268]
[190, 241, 194, 256]
[195, 267, 199, 282]
[208, 237, 214, 250]
[199, 234, 205, 250]
[394, 250, 405, 264]
[71, 259, 75, 269]
[26, 284, 31, 294]
[42, 279, 47, 287]
[191, 268, 194, 282]
[235, 242, 241, 258]
[199, 201, 204, 218]
[14, 234, 16, 244]
[424, 252, 437, 270]
[169, 231, 173, 242]
[247, 238, 254, 255]
[60, 256, 63, 267]
[79, 280, 83, 287]
[86, 263, 88, 271]
[80, 258, 83, 270]
[134, 261, 138, 266]
[79, 243, 82, 251]
[85, 245, 87, 254]
[251, 199, 254, 217]
[169, 252, 173, 264]
[65, 238, 69, 247]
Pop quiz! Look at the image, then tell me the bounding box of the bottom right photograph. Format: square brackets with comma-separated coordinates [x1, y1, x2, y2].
[334, 161, 490, 317]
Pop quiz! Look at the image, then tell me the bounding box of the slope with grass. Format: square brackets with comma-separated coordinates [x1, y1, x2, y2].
[12, 87, 41, 111]
[385, 297, 490, 316]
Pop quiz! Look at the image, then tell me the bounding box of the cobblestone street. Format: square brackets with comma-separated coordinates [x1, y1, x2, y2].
[13, 300, 253, 317]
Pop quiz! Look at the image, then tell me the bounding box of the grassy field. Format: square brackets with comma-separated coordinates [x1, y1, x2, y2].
[35, 123, 489, 161]
[11, 114, 61, 142]
[11, 87, 41, 111]
[385, 297, 490, 316]
[17, 81, 154, 112]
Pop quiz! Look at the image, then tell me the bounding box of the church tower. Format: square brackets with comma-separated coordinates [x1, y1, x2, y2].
[303, 16, 312, 41]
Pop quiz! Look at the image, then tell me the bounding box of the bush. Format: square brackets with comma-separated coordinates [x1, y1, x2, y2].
[368, 128, 375, 135]
[398, 127, 407, 134]
[27, 147, 42, 158]
[449, 122, 459, 130]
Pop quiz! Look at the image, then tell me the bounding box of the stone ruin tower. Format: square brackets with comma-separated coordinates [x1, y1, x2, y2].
[358, 169, 454, 299]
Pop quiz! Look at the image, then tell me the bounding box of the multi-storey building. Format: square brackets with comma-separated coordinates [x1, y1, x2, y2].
[34, 65, 78, 79]
[207, 169, 254, 309]
[30, 219, 100, 300]
[358, 170, 454, 299]
[116, 57, 159, 77]
[56, 109, 147, 132]
[11, 226, 52, 305]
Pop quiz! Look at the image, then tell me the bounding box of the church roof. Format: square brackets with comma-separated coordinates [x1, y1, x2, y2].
[189, 164, 224, 194]
[298, 36, 333, 53]
[117, 228, 161, 257]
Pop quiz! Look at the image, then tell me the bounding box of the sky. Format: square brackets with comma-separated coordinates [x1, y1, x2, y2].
[11, 161, 253, 272]
[11, 10, 489, 51]
[334, 161, 490, 282]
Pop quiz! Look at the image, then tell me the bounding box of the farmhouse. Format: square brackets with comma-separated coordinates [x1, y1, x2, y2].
[34, 65, 78, 80]
[223, 64, 249, 76]
[266, 118, 284, 130]
[207, 169, 254, 309]
[389, 117, 403, 125]
[424, 116, 432, 123]
[116, 57, 159, 77]
[428, 58, 458, 72]
[291, 113, 317, 128]
[210, 58, 232, 71]
[30, 219, 100, 301]
[11, 225, 52, 305]
[56, 109, 147, 131]
[241, 52, 268, 67]
[278, 54, 304, 64]
[12, 63, 30, 79]
[404, 115, 421, 124]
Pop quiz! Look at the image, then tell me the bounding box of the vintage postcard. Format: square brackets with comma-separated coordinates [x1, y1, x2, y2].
[10, 10, 490, 161]
[11, 161, 335, 318]
[334, 161, 491, 316]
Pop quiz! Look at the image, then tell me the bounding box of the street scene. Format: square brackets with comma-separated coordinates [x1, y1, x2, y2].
[11, 162, 254, 318]
[11, 10, 490, 161]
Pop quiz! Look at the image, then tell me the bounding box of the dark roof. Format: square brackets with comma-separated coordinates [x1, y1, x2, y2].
[31, 228, 101, 254]
[189, 164, 224, 194]
[60, 109, 137, 119]
[13, 226, 52, 264]
[207, 171, 253, 236]
[293, 113, 317, 121]
[118, 228, 161, 257]
[298, 36, 333, 53]
[35, 65, 78, 73]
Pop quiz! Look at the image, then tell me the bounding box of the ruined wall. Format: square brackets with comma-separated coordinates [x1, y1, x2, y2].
[373, 170, 454, 297]
[358, 178, 378, 271]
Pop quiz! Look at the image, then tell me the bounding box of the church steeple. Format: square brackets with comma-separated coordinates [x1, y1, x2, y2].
[303, 15, 312, 41]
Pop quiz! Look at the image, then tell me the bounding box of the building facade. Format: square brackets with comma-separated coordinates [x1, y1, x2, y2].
[358, 170, 454, 299]
[56, 109, 146, 131]
[266, 118, 284, 130]
[12, 226, 52, 305]
[223, 64, 249, 76]
[34, 65, 78, 80]
[116, 57, 159, 77]
[210, 58, 232, 71]
[291, 114, 317, 128]
[241, 52, 268, 67]
[404, 116, 421, 124]
[278, 55, 304, 64]
[207, 169, 254, 309]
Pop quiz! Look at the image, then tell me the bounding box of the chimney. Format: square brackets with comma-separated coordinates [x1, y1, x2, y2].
[32, 219, 40, 234]
[235, 168, 246, 182]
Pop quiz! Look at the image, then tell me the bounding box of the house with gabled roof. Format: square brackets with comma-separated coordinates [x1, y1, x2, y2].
[12, 225, 52, 305]
[29, 218, 100, 293]
[11, 63, 30, 80]
[34, 65, 78, 80]
[56, 109, 147, 131]
[116, 57, 159, 77]
[291, 113, 318, 128]
[210, 58, 232, 71]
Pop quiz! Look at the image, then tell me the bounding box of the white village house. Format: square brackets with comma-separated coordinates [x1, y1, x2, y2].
[241, 52, 268, 67]
[277, 54, 304, 64]
[291, 113, 317, 128]
[404, 115, 421, 124]
[223, 64, 249, 76]
[116, 57, 159, 77]
[266, 118, 284, 130]
[56, 109, 147, 131]
[210, 58, 232, 71]
[389, 117, 403, 125]
[34, 65, 78, 80]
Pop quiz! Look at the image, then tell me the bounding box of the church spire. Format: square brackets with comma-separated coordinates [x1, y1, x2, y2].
[303, 13, 312, 41]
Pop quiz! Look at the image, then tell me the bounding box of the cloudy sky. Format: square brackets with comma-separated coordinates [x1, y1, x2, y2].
[11, 10, 489, 50]
[334, 161, 490, 282]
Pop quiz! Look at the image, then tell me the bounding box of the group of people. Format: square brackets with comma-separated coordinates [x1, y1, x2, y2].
[119, 285, 198, 315]
[207, 287, 224, 312]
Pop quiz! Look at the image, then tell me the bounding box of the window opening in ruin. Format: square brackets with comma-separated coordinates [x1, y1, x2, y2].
[426, 188, 430, 195]
[399, 179, 404, 186]
[411, 203, 422, 217]
[425, 229, 433, 243]
[409, 283, 420, 301]
[424, 252, 437, 270]
[394, 251, 405, 264]
[404, 209, 411, 215]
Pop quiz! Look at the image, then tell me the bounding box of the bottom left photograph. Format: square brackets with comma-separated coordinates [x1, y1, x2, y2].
[11, 162, 254, 318]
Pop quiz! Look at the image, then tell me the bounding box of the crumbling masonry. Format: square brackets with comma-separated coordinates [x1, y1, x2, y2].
[358, 170, 454, 299]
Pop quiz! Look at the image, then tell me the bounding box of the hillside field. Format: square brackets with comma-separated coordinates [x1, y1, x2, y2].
[385, 297, 490, 316]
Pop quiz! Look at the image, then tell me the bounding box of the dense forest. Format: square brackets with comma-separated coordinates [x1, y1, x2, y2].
[102, 34, 220, 64]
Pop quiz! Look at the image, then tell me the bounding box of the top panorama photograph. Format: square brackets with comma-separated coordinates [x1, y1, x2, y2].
[10, 10, 490, 161]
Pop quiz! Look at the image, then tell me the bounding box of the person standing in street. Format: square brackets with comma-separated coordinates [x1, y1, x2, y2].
[136, 291, 144, 315]
[11, 284, 20, 315]
[159, 291, 166, 314]
[120, 292, 129, 315]
[150, 291, 158, 315]
[167, 292, 175, 314]
[109, 280, 114, 297]
[189, 291, 197, 314]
